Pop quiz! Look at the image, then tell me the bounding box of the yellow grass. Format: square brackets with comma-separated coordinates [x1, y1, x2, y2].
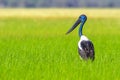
[0, 8, 120, 18]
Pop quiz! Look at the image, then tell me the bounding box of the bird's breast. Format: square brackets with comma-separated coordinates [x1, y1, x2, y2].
[78, 35, 89, 50]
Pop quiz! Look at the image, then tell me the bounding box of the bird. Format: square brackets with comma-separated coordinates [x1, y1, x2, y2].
[66, 14, 95, 61]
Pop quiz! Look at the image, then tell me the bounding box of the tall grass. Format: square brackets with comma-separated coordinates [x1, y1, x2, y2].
[0, 17, 120, 80]
[0, 8, 120, 18]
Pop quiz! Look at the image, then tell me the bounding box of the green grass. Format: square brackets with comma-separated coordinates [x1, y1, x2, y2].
[0, 17, 120, 80]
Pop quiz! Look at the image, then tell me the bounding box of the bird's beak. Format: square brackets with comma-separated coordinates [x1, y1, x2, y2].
[66, 18, 81, 34]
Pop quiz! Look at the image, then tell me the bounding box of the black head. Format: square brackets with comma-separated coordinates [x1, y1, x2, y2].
[79, 14, 87, 23]
[66, 14, 87, 34]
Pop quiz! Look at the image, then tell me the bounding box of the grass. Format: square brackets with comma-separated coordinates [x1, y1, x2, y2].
[0, 9, 120, 80]
[0, 8, 120, 18]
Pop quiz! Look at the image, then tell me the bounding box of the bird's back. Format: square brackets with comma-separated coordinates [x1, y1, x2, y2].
[78, 39, 95, 61]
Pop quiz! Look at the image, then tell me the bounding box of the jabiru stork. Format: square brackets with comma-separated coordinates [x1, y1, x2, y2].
[66, 14, 95, 61]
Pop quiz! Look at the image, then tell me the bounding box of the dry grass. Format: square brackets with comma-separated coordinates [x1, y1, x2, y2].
[0, 8, 120, 18]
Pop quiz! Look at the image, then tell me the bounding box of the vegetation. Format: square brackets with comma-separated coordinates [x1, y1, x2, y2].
[0, 8, 120, 18]
[0, 9, 120, 80]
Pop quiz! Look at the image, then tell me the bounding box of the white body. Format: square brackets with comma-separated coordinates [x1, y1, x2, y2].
[78, 35, 89, 50]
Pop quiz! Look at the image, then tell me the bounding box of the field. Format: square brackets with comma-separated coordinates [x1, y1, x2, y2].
[0, 9, 120, 80]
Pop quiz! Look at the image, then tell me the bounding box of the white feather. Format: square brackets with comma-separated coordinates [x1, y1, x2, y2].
[78, 35, 89, 50]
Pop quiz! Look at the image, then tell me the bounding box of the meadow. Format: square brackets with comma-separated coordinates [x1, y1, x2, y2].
[0, 9, 120, 80]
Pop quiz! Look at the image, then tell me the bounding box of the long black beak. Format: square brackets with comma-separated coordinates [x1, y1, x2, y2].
[66, 18, 81, 34]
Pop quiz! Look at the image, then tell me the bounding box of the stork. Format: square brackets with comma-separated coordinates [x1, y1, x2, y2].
[66, 14, 95, 61]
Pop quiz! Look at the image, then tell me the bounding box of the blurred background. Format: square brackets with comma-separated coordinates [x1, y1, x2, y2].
[0, 0, 119, 8]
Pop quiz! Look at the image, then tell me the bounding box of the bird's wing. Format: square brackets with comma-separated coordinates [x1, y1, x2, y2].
[80, 40, 95, 60]
[78, 47, 87, 60]
[81, 40, 94, 51]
